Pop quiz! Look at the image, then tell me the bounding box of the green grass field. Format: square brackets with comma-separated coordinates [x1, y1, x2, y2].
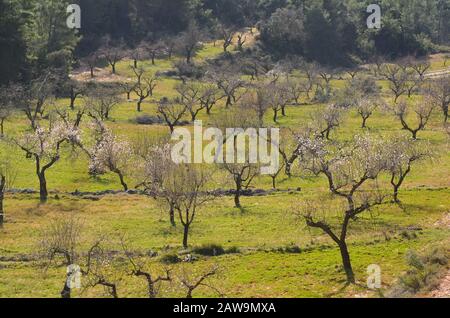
[0, 42, 449, 298]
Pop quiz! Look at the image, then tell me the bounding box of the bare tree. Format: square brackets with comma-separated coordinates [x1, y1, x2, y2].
[393, 99, 435, 140]
[64, 79, 85, 110]
[162, 37, 176, 60]
[199, 84, 223, 115]
[177, 22, 202, 64]
[236, 32, 247, 51]
[345, 68, 361, 79]
[130, 44, 146, 68]
[222, 162, 259, 209]
[285, 77, 309, 105]
[132, 67, 158, 112]
[424, 76, 450, 122]
[213, 72, 246, 108]
[381, 64, 408, 102]
[311, 104, 341, 140]
[145, 41, 164, 65]
[122, 241, 171, 298]
[17, 73, 57, 130]
[297, 135, 388, 283]
[0, 85, 15, 136]
[302, 62, 320, 101]
[355, 99, 377, 128]
[83, 53, 99, 78]
[219, 25, 236, 52]
[39, 216, 83, 298]
[157, 98, 187, 133]
[145, 162, 210, 248]
[0, 158, 15, 227]
[85, 87, 120, 121]
[385, 137, 430, 203]
[180, 265, 221, 298]
[176, 82, 204, 121]
[101, 38, 126, 74]
[120, 81, 136, 101]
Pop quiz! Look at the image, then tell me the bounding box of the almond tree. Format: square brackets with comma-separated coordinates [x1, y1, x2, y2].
[144, 159, 210, 248]
[176, 22, 202, 64]
[385, 137, 430, 203]
[0, 85, 14, 136]
[425, 76, 450, 123]
[219, 25, 236, 52]
[285, 77, 309, 105]
[236, 32, 247, 51]
[312, 104, 341, 140]
[39, 217, 83, 298]
[297, 135, 388, 283]
[176, 82, 204, 121]
[381, 64, 408, 102]
[393, 99, 435, 140]
[18, 73, 57, 130]
[13, 119, 80, 202]
[83, 53, 99, 78]
[223, 162, 259, 209]
[89, 122, 133, 191]
[0, 158, 15, 227]
[214, 72, 246, 108]
[64, 79, 85, 110]
[199, 84, 222, 115]
[355, 99, 377, 128]
[140, 144, 179, 227]
[132, 67, 158, 112]
[157, 98, 187, 133]
[85, 88, 120, 121]
[101, 38, 126, 74]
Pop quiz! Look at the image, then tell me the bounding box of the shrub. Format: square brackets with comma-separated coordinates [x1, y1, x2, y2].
[160, 253, 181, 264]
[192, 244, 225, 256]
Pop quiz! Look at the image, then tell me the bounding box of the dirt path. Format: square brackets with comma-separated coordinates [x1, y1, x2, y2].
[430, 272, 450, 298]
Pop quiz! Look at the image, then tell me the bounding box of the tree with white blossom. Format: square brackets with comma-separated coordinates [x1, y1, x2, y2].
[88, 122, 133, 191]
[13, 119, 81, 202]
[296, 134, 389, 283]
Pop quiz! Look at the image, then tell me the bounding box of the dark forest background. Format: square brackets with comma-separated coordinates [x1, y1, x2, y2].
[1, 0, 449, 85]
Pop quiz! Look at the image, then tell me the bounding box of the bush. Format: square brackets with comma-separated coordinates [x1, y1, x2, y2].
[160, 253, 181, 264]
[135, 115, 164, 125]
[192, 244, 225, 256]
[388, 248, 449, 296]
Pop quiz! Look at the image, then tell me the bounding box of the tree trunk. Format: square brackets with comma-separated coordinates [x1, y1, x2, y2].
[393, 185, 400, 203]
[271, 176, 276, 189]
[273, 110, 278, 123]
[361, 117, 368, 128]
[137, 100, 142, 112]
[38, 172, 48, 203]
[225, 95, 232, 108]
[134, 59, 138, 68]
[117, 170, 128, 191]
[127, 92, 131, 100]
[183, 224, 190, 249]
[0, 118, 4, 136]
[412, 131, 418, 140]
[90, 67, 94, 78]
[111, 64, 116, 74]
[61, 280, 71, 298]
[234, 182, 242, 209]
[0, 178, 5, 227]
[169, 204, 176, 227]
[339, 241, 355, 284]
[281, 106, 286, 116]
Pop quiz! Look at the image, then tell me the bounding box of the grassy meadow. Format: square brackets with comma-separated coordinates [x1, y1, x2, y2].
[0, 41, 449, 298]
